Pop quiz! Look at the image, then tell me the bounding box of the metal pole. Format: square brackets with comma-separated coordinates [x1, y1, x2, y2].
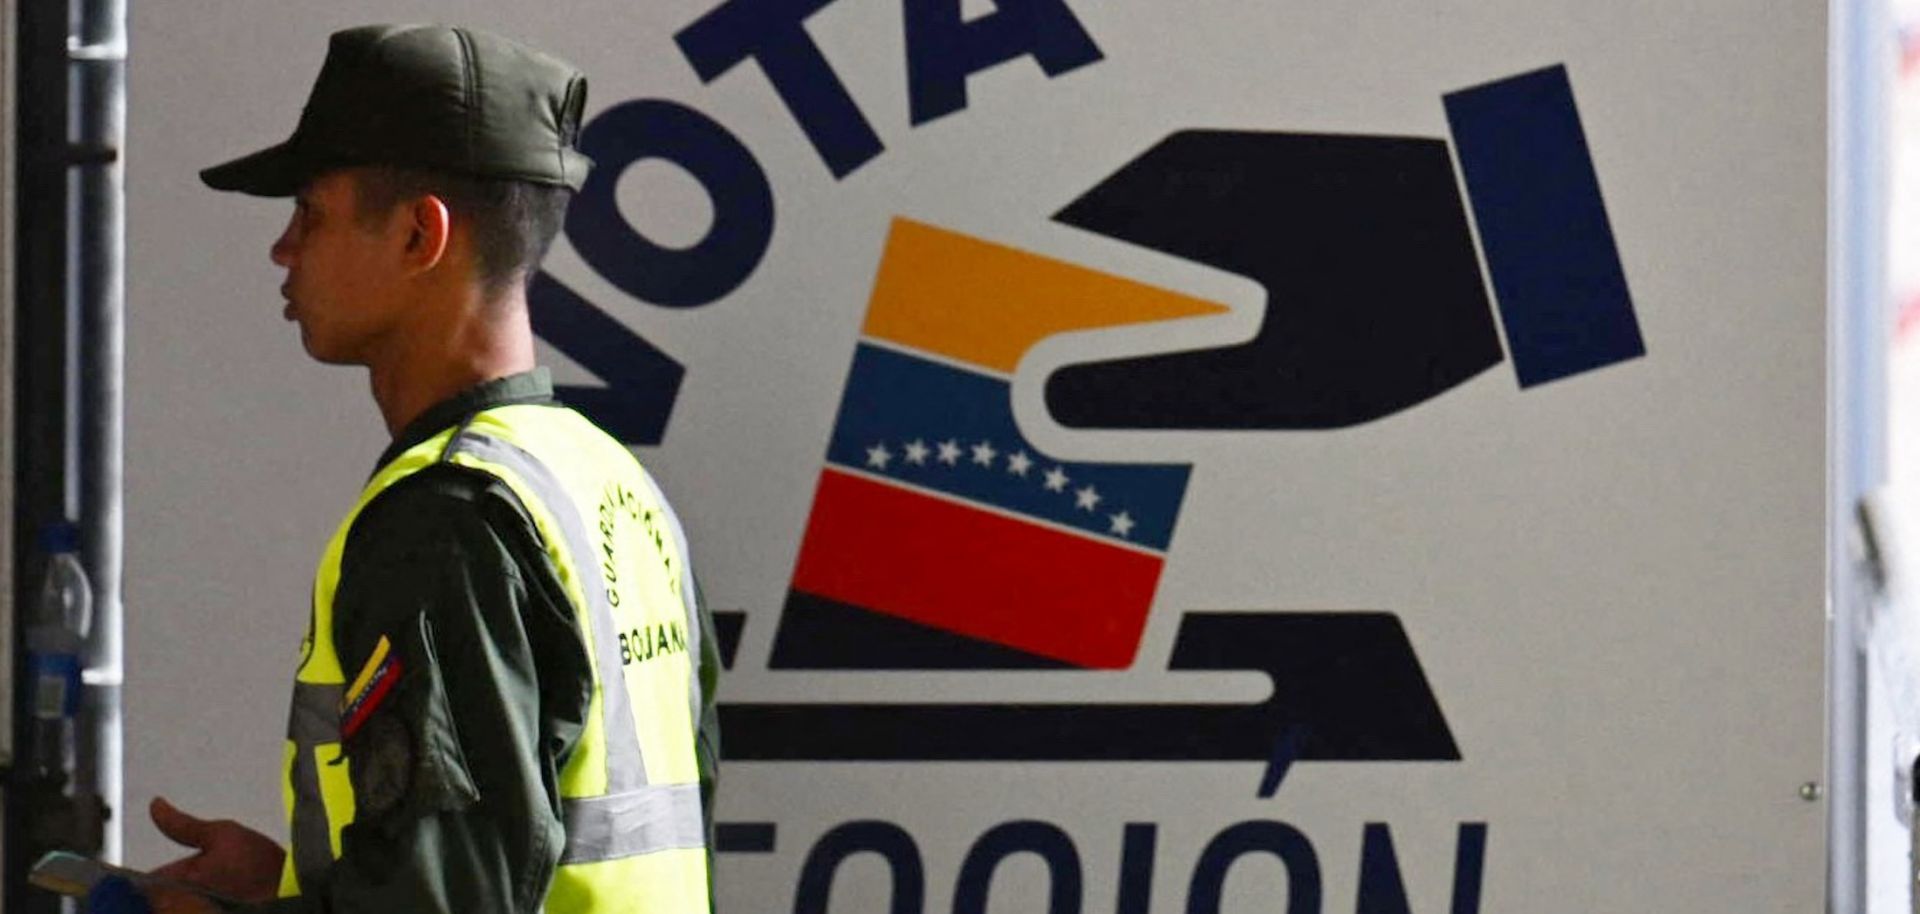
[0, 0, 17, 908]
[1832, 0, 1893, 909]
[1910, 757, 1920, 914]
[71, 0, 120, 865]
[6, 0, 70, 907]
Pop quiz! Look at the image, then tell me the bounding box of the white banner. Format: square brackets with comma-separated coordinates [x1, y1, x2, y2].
[127, 2, 1828, 910]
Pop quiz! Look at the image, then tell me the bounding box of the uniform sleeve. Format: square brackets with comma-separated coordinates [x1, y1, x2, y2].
[689, 572, 722, 836]
[247, 466, 593, 914]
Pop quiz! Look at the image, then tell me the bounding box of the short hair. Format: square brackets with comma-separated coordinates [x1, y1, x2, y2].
[351, 166, 571, 294]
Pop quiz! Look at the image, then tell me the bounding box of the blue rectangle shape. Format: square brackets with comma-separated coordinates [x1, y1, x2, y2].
[1445, 65, 1644, 387]
[823, 343, 1191, 551]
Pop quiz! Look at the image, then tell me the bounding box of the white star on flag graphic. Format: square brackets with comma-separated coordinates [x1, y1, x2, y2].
[1044, 467, 1070, 492]
[903, 439, 929, 465]
[1075, 485, 1102, 511]
[1006, 451, 1033, 476]
[937, 440, 962, 465]
[971, 441, 998, 466]
[1109, 511, 1135, 537]
[866, 443, 893, 470]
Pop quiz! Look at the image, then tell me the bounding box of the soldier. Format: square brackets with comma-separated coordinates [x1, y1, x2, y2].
[141, 23, 721, 914]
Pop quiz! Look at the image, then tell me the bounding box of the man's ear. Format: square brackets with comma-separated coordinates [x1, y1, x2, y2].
[402, 194, 451, 275]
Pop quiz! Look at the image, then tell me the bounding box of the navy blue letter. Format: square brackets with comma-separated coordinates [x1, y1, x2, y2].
[903, 0, 1104, 125]
[1117, 823, 1156, 914]
[1450, 824, 1488, 914]
[794, 821, 925, 914]
[528, 272, 684, 445]
[677, 0, 885, 178]
[1355, 824, 1411, 914]
[1356, 822, 1490, 914]
[1187, 821, 1321, 914]
[953, 821, 1082, 914]
[567, 100, 773, 309]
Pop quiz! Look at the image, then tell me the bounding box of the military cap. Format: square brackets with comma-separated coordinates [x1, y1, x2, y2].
[202, 24, 592, 196]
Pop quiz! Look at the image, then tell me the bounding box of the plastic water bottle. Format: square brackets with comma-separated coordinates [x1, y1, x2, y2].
[26, 522, 91, 780]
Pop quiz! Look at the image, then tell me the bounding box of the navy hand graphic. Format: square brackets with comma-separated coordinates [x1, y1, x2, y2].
[1048, 65, 1643, 430]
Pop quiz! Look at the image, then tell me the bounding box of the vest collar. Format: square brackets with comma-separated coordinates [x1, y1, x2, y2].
[373, 367, 556, 474]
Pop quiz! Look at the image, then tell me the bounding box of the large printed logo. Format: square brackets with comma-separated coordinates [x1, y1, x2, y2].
[530, 3, 1642, 909]
[728, 212, 1469, 771]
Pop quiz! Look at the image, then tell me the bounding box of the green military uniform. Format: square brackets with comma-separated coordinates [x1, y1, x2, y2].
[200, 24, 721, 911]
[248, 371, 721, 913]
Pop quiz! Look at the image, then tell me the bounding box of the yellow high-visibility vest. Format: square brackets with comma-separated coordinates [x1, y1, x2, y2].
[278, 403, 711, 912]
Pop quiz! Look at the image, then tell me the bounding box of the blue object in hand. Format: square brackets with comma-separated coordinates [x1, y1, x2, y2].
[86, 875, 153, 914]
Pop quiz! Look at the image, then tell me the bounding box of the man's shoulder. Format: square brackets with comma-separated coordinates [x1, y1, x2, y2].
[344, 463, 542, 561]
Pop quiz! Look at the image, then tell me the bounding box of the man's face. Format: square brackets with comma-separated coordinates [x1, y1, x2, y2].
[270, 169, 410, 364]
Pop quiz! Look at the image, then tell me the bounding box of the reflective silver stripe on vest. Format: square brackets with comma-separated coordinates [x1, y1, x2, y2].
[447, 432, 648, 791]
[286, 680, 344, 888]
[560, 782, 707, 864]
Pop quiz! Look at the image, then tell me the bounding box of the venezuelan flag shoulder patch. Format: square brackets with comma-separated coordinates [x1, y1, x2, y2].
[340, 635, 402, 740]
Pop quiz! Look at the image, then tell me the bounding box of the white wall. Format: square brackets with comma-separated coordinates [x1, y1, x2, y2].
[125, 2, 1827, 910]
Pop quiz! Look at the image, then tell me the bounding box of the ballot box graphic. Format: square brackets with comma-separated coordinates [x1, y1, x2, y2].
[773, 219, 1213, 671]
[710, 64, 1644, 768]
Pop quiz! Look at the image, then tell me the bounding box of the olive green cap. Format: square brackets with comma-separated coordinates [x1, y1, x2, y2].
[201, 24, 593, 196]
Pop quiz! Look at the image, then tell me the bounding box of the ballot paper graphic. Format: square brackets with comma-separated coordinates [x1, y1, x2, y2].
[772, 219, 1215, 671]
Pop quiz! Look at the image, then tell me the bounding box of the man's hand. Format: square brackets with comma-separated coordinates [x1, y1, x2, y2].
[143, 884, 218, 914]
[149, 796, 285, 904]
